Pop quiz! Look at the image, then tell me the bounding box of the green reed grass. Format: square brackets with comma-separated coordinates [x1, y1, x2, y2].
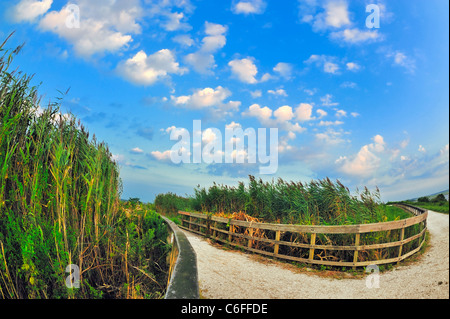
[192, 175, 397, 226]
[0, 35, 170, 299]
[186, 176, 422, 265]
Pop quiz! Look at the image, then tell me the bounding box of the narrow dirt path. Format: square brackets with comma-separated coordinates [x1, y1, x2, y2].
[183, 211, 449, 299]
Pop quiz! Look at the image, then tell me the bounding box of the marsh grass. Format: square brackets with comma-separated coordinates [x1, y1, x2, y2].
[189, 176, 419, 264]
[0, 35, 170, 299]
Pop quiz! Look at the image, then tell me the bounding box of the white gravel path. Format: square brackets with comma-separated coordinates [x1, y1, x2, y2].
[183, 210, 449, 299]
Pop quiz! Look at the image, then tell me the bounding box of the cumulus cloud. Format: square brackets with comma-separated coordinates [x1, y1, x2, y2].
[184, 22, 228, 74]
[242, 103, 273, 122]
[273, 62, 293, 79]
[324, 0, 351, 28]
[346, 62, 360, 71]
[295, 103, 314, 122]
[171, 86, 241, 118]
[304, 55, 341, 74]
[298, 0, 383, 45]
[330, 28, 381, 44]
[229, 58, 259, 84]
[232, 0, 267, 15]
[172, 86, 231, 109]
[299, 0, 350, 31]
[320, 94, 339, 107]
[337, 134, 386, 177]
[39, 0, 142, 57]
[162, 11, 191, 31]
[12, 0, 53, 22]
[130, 147, 144, 154]
[242, 104, 307, 134]
[117, 49, 187, 86]
[315, 128, 348, 145]
[386, 51, 416, 73]
[268, 89, 288, 97]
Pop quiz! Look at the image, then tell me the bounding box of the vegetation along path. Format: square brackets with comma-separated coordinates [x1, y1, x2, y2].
[183, 210, 449, 299]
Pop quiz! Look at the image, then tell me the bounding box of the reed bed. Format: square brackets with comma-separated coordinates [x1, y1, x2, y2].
[0, 35, 170, 299]
[188, 176, 419, 265]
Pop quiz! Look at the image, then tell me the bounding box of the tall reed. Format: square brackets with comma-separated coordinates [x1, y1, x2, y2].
[0, 35, 170, 299]
[191, 176, 395, 226]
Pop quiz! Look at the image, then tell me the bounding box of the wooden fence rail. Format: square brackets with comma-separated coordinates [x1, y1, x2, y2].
[177, 204, 428, 268]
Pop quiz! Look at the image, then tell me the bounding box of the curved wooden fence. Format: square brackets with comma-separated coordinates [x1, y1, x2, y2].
[177, 204, 428, 269]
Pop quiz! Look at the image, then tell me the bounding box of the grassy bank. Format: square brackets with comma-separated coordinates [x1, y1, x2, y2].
[0, 35, 170, 299]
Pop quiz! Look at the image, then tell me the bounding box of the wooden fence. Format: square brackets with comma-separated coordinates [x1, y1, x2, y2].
[162, 216, 199, 299]
[177, 204, 428, 268]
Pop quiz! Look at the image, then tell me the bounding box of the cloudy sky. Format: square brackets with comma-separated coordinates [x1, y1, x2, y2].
[1, 0, 448, 202]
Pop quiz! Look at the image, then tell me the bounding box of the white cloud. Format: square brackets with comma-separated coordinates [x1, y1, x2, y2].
[12, 0, 53, 22]
[250, 90, 262, 98]
[295, 103, 314, 122]
[346, 62, 360, 71]
[151, 150, 175, 162]
[323, 61, 340, 74]
[172, 86, 231, 109]
[260, 73, 273, 82]
[318, 120, 344, 126]
[229, 58, 259, 84]
[418, 145, 426, 153]
[386, 51, 416, 73]
[273, 62, 293, 79]
[232, 0, 267, 15]
[171, 86, 241, 118]
[242, 104, 306, 134]
[117, 49, 187, 86]
[340, 81, 358, 89]
[172, 34, 195, 47]
[274, 105, 294, 122]
[299, 0, 350, 31]
[130, 147, 144, 154]
[304, 54, 340, 74]
[316, 128, 348, 145]
[39, 0, 142, 57]
[320, 94, 339, 107]
[202, 22, 228, 51]
[268, 89, 288, 97]
[324, 0, 351, 28]
[226, 121, 242, 130]
[317, 109, 327, 119]
[185, 53, 216, 74]
[242, 103, 273, 122]
[337, 134, 386, 177]
[162, 11, 191, 31]
[184, 22, 227, 74]
[330, 28, 381, 44]
[335, 109, 347, 118]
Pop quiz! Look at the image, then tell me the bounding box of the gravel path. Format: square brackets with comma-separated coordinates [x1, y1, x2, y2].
[183, 210, 449, 299]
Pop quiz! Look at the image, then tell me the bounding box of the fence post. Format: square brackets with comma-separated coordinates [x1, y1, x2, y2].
[274, 230, 281, 256]
[397, 227, 405, 264]
[213, 221, 217, 240]
[353, 233, 360, 269]
[206, 214, 211, 238]
[309, 233, 316, 261]
[228, 223, 233, 244]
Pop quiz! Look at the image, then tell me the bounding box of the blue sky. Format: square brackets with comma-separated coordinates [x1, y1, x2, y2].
[1, 0, 448, 202]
